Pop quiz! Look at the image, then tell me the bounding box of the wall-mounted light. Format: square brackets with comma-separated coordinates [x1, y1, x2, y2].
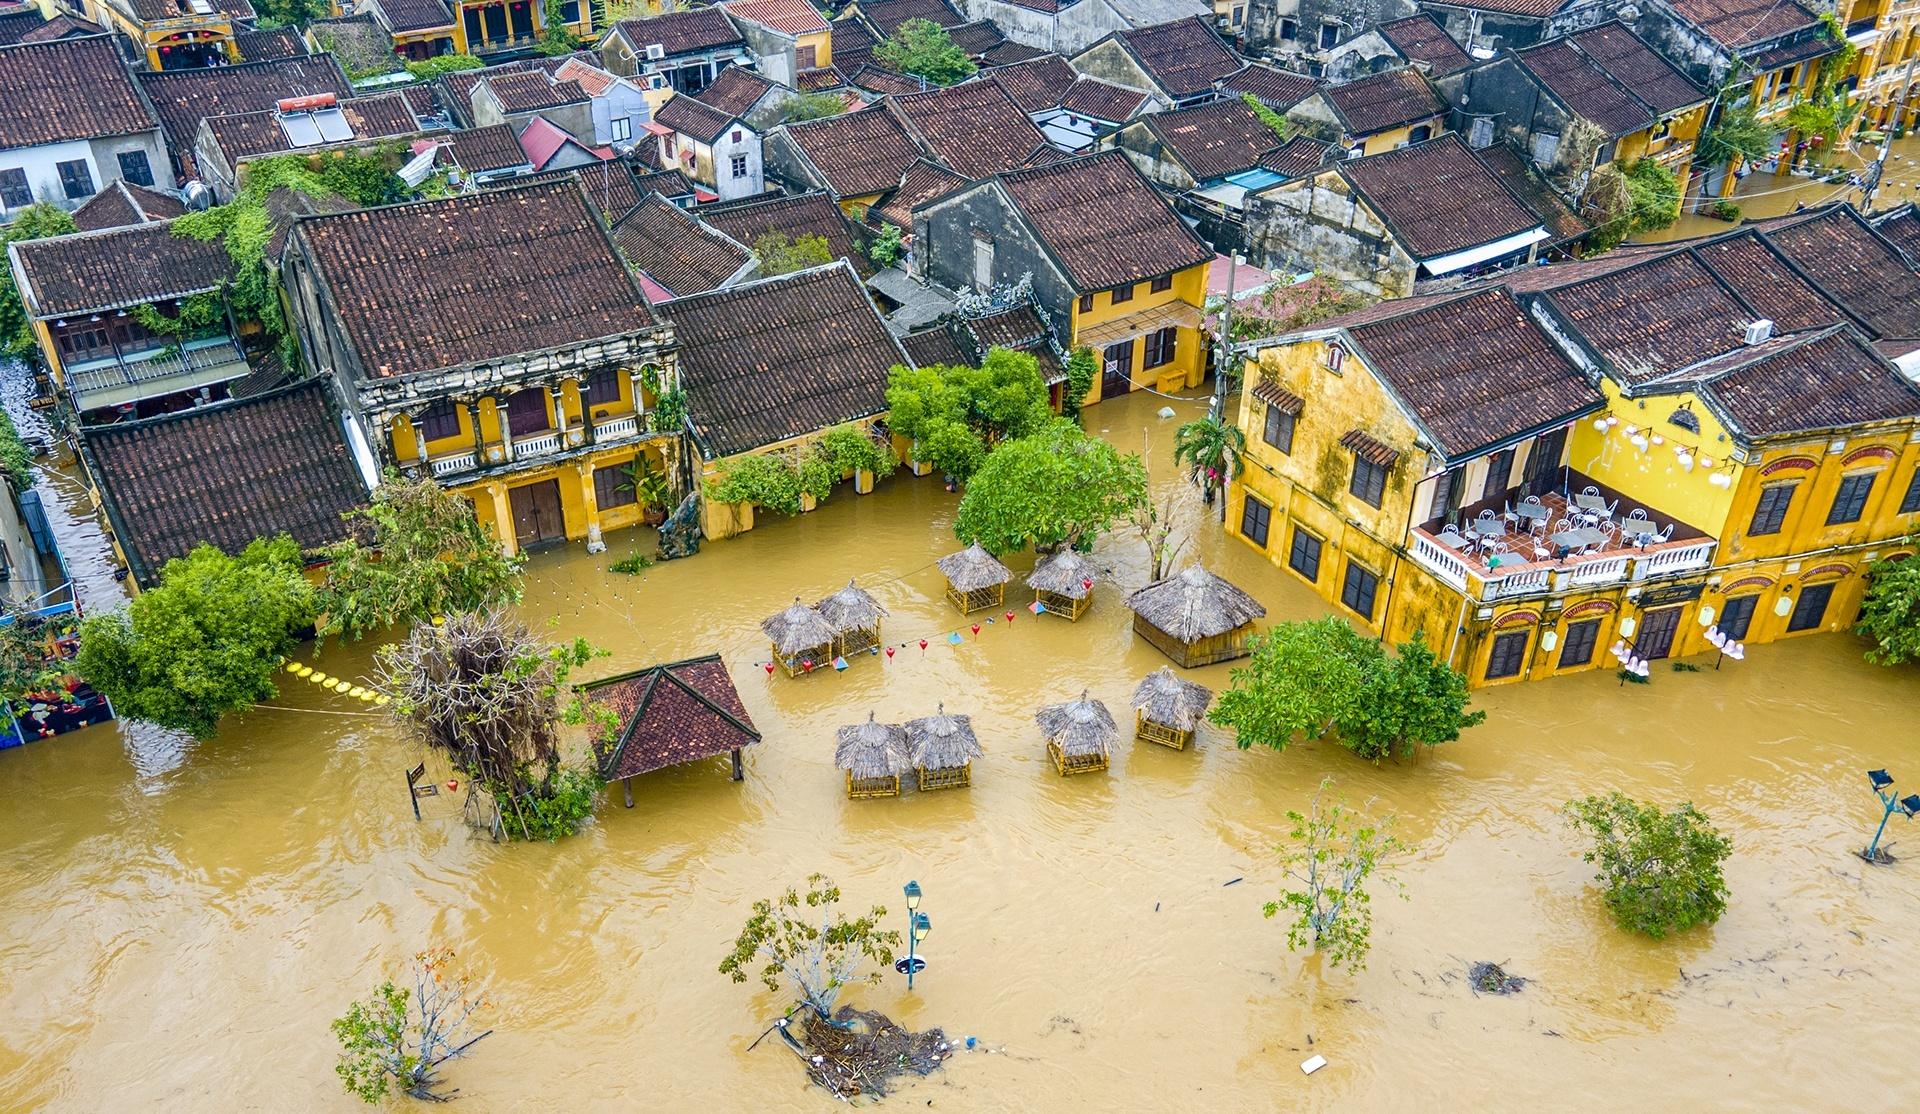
[1631, 434, 1649, 451]
[1709, 472, 1733, 488]
[1697, 605, 1716, 626]
[1775, 595, 1794, 617]
[1541, 629, 1559, 652]
[1619, 615, 1638, 638]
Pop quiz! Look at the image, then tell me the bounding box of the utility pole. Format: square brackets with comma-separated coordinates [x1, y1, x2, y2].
[1210, 252, 1240, 423]
[1864, 53, 1920, 212]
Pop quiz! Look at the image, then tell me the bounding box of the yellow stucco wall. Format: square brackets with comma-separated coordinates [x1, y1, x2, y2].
[1066, 261, 1209, 406]
[1569, 383, 1742, 538]
[1715, 429, 1920, 562]
[797, 27, 830, 67]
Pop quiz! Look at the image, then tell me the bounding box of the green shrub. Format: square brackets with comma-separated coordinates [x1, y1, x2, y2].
[496, 763, 604, 840]
[405, 54, 484, 80]
[707, 454, 804, 515]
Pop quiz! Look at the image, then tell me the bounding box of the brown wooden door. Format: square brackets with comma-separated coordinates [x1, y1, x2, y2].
[1102, 341, 1133, 399]
[1637, 605, 1682, 660]
[508, 479, 566, 548]
[503, 388, 550, 437]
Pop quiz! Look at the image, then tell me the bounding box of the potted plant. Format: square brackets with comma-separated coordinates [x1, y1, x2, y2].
[621, 456, 672, 527]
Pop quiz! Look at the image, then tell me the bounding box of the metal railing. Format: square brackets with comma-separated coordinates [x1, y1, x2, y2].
[65, 337, 246, 398]
[1406, 529, 1719, 602]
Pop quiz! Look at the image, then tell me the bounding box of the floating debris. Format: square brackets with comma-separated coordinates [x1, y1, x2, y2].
[1468, 961, 1528, 995]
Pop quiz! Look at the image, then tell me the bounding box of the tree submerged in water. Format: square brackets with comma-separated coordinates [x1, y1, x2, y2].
[1265, 777, 1405, 972]
[1563, 792, 1731, 938]
[375, 610, 608, 841]
[720, 873, 900, 1019]
[332, 948, 493, 1104]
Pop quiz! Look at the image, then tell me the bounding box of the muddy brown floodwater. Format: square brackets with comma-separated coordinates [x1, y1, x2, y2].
[3, 386, 1920, 1112]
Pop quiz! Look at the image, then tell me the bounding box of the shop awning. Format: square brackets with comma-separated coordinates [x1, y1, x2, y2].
[1076, 301, 1203, 350]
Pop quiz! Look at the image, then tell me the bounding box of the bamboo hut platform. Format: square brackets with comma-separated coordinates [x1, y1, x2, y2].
[905, 703, 982, 790]
[835, 712, 910, 799]
[1130, 667, 1213, 750]
[1026, 550, 1097, 621]
[761, 597, 836, 677]
[937, 544, 1011, 615]
[1124, 565, 1266, 668]
[1036, 690, 1115, 775]
[816, 578, 888, 657]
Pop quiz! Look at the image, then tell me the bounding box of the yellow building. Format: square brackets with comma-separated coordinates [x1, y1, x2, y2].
[1290, 67, 1448, 157]
[1225, 207, 1920, 687]
[86, 0, 240, 68]
[913, 149, 1213, 410]
[719, 0, 830, 87]
[1849, 0, 1920, 131]
[361, 0, 593, 60]
[282, 179, 678, 555]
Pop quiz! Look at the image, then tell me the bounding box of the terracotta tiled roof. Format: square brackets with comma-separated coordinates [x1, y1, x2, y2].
[306, 16, 403, 79]
[1668, 0, 1820, 48]
[130, 0, 252, 22]
[551, 56, 618, 98]
[1379, 15, 1470, 76]
[1218, 62, 1318, 109]
[633, 167, 698, 200]
[1685, 326, 1920, 437]
[1872, 205, 1920, 263]
[702, 190, 863, 272]
[1323, 67, 1445, 136]
[396, 83, 442, 121]
[1339, 134, 1541, 261]
[666, 261, 909, 456]
[613, 9, 745, 56]
[370, 0, 452, 31]
[947, 19, 1007, 56]
[12, 220, 230, 318]
[584, 655, 761, 780]
[233, 26, 307, 61]
[1569, 23, 1705, 116]
[487, 70, 588, 113]
[850, 64, 926, 95]
[1147, 98, 1283, 181]
[725, 0, 828, 34]
[998, 149, 1211, 291]
[437, 122, 530, 173]
[890, 80, 1045, 179]
[1059, 76, 1149, 120]
[982, 40, 1044, 65]
[989, 53, 1077, 111]
[830, 15, 877, 68]
[70, 180, 184, 231]
[968, 303, 1049, 349]
[292, 180, 654, 379]
[1341, 287, 1599, 459]
[1259, 134, 1330, 177]
[17, 13, 105, 41]
[1339, 428, 1401, 467]
[859, 0, 964, 35]
[1251, 377, 1303, 412]
[1757, 206, 1920, 346]
[0, 36, 156, 149]
[1472, 143, 1586, 244]
[500, 162, 647, 223]
[1539, 250, 1753, 383]
[781, 104, 920, 197]
[138, 55, 352, 157]
[1112, 17, 1240, 99]
[440, 60, 522, 117]
[797, 65, 848, 91]
[80, 380, 365, 586]
[612, 195, 750, 299]
[1746, 35, 1837, 68]
[698, 65, 775, 117]
[1441, 0, 1572, 17]
[201, 91, 420, 161]
[657, 91, 738, 144]
[903, 326, 969, 366]
[0, 7, 43, 44]
[1517, 39, 1651, 136]
[875, 157, 965, 227]
[1688, 231, 1840, 333]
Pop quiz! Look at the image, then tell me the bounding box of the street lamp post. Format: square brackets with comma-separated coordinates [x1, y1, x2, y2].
[897, 881, 932, 989]
[1864, 769, 1920, 864]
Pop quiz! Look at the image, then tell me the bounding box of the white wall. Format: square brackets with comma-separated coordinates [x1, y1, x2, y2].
[710, 125, 763, 201]
[0, 130, 172, 220]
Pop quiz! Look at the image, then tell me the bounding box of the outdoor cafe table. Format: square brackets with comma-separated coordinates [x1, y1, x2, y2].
[1468, 517, 1507, 538]
[1572, 492, 1610, 512]
[1550, 527, 1609, 549]
[1512, 502, 1552, 524]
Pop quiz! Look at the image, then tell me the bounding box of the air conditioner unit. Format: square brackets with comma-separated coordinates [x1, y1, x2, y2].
[645, 43, 666, 60]
[1744, 318, 1774, 345]
[646, 74, 665, 89]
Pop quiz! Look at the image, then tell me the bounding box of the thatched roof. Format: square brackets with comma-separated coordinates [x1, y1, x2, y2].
[815, 577, 887, 634]
[835, 711, 910, 779]
[761, 597, 836, 655]
[1035, 690, 1116, 757]
[905, 702, 983, 770]
[1131, 667, 1213, 731]
[937, 543, 1011, 592]
[1125, 565, 1266, 642]
[1026, 549, 1097, 598]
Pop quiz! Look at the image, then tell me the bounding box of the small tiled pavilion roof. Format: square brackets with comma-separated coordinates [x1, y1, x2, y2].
[583, 654, 761, 779]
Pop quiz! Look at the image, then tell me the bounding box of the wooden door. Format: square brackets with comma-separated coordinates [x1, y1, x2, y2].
[1637, 605, 1682, 660]
[508, 479, 566, 548]
[1101, 341, 1133, 399]
[503, 388, 550, 437]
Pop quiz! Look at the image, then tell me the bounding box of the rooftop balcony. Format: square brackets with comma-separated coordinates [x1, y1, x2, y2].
[1407, 469, 1716, 602]
[65, 336, 249, 413]
[423, 407, 655, 480]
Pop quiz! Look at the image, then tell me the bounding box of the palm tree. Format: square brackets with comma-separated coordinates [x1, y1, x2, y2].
[1174, 416, 1245, 520]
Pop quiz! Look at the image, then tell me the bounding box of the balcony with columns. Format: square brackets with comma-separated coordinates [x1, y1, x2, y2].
[390, 364, 671, 481]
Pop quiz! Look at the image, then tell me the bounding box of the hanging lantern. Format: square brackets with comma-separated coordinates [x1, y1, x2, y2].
[802, 659, 815, 673]
[885, 645, 896, 659]
[919, 638, 928, 651]
[445, 779, 459, 793]
[970, 623, 981, 636]
[1081, 578, 1094, 591]
[1005, 609, 1015, 622]
[764, 661, 776, 674]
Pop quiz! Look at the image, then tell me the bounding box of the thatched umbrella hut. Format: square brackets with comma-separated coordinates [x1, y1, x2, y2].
[1125, 565, 1266, 668]
[905, 702, 982, 790]
[761, 597, 836, 677]
[1036, 689, 1116, 775]
[1130, 667, 1213, 750]
[1026, 550, 1098, 621]
[815, 578, 888, 656]
[835, 712, 910, 798]
[938, 543, 1011, 614]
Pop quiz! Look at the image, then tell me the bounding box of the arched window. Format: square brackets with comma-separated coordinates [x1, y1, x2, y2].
[1326, 340, 1345, 372]
[1668, 407, 1700, 433]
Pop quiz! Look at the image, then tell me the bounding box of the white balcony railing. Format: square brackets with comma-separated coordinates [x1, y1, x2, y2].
[429, 451, 477, 477]
[1406, 530, 1720, 603]
[1634, 539, 1717, 578]
[594, 413, 640, 440]
[1409, 531, 1472, 592]
[513, 429, 564, 458]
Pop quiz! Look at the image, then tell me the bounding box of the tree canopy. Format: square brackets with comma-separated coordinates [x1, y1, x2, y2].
[783, 91, 849, 123]
[1563, 792, 1731, 938]
[76, 537, 315, 738]
[885, 348, 1053, 480]
[1265, 777, 1404, 971]
[954, 419, 1147, 555]
[873, 18, 976, 86]
[719, 874, 901, 1019]
[0, 203, 76, 357]
[1583, 159, 1680, 251]
[1857, 553, 1920, 665]
[1210, 620, 1483, 761]
[753, 231, 833, 276]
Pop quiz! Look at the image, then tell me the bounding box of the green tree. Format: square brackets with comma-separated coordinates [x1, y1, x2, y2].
[1563, 792, 1732, 938]
[1173, 414, 1245, 517]
[884, 347, 1052, 480]
[707, 453, 805, 514]
[873, 18, 976, 86]
[1264, 777, 1404, 971]
[867, 222, 904, 268]
[1062, 346, 1095, 421]
[0, 408, 34, 491]
[719, 874, 902, 1019]
[753, 231, 834, 275]
[1857, 551, 1920, 665]
[405, 54, 486, 80]
[317, 472, 525, 643]
[332, 948, 492, 1103]
[1697, 99, 1776, 168]
[0, 203, 77, 356]
[76, 538, 316, 738]
[251, 0, 327, 27]
[1241, 92, 1289, 141]
[535, 0, 581, 53]
[1210, 619, 1482, 761]
[1583, 158, 1681, 251]
[954, 419, 1147, 555]
[783, 90, 849, 122]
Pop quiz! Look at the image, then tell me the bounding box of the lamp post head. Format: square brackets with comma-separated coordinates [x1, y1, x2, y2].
[1870, 769, 1895, 791]
[904, 880, 922, 911]
[912, 912, 931, 942]
[1901, 794, 1920, 818]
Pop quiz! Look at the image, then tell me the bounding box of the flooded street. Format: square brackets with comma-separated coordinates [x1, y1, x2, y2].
[3, 387, 1919, 1111]
[1654, 135, 1920, 242]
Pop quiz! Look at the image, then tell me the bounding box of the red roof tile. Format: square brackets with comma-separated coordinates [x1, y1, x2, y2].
[1219, 62, 1319, 108]
[988, 53, 1077, 111]
[859, 0, 964, 35]
[723, 0, 828, 35]
[1667, 0, 1821, 49]
[781, 104, 920, 197]
[1379, 15, 1471, 76]
[657, 90, 739, 143]
[1146, 98, 1284, 181]
[613, 8, 745, 55]
[697, 64, 776, 117]
[999, 149, 1211, 290]
[12, 220, 230, 317]
[1059, 76, 1149, 120]
[875, 157, 966, 227]
[1323, 67, 1445, 136]
[437, 122, 531, 173]
[1690, 326, 1920, 437]
[70, 180, 184, 231]
[137, 55, 351, 157]
[1112, 17, 1241, 99]
[1339, 134, 1541, 261]
[585, 655, 760, 780]
[0, 36, 156, 148]
[1568, 22, 1705, 116]
[890, 79, 1045, 179]
[1757, 206, 1920, 345]
[611, 195, 750, 299]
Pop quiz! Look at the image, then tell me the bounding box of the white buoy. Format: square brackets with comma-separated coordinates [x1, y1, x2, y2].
[1301, 1054, 1328, 1075]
